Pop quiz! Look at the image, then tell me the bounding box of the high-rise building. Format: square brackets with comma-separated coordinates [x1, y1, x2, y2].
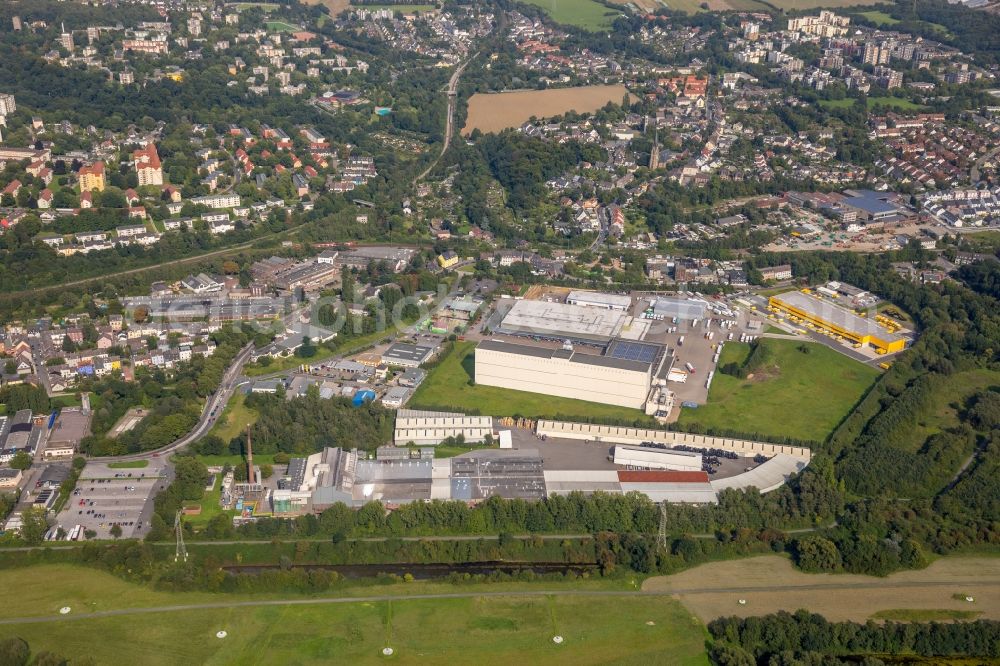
[78, 162, 106, 192]
[0, 93, 15, 116]
[133, 144, 163, 186]
[59, 23, 74, 52]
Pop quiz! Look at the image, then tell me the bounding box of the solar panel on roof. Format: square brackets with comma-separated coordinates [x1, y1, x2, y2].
[607, 340, 659, 364]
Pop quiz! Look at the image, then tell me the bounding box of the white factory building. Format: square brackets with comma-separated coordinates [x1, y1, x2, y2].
[393, 409, 493, 446]
[566, 290, 632, 311]
[612, 445, 703, 471]
[496, 299, 627, 344]
[475, 338, 669, 409]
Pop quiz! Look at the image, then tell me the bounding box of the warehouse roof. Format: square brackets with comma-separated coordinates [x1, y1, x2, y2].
[772, 291, 904, 343]
[477, 338, 651, 373]
[843, 190, 898, 215]
[651, 297, 706, 320]
[382, 342, 435, 364]
[566, 290, 632, 309]
[498, 300, 625, 343]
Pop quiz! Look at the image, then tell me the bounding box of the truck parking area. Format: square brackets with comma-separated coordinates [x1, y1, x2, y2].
[634, 295, 766, 409]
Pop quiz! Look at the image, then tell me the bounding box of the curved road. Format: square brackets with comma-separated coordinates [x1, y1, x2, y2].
[413, 53, 476, 185]
[92, 343, 255, 463]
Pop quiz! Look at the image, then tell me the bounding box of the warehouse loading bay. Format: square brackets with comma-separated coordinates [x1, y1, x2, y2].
[632, 296, 764, 408]
[507, 428, 760, 479]
[56, 461, 169, 540]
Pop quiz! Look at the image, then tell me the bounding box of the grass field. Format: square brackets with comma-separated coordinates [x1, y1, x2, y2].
[304, 0, 351, 17]
[821, 95, 925, 111]
[208, 392, 259, 443]
[228, 1, 280, 10]
[0, 565, 708, 665]
[409, 341, 656, 423]
[107, 460, 149, 469]
[265, 20, 300, 32]
[858, 10, 900, 25]
[904, 368, 1000, 452]
[186, 475, 231, 528]
[867, 96, 926, 111]
[644, 555, 1000, 623]
[519, 0, 621, 30]
[676, 339, 879, 443]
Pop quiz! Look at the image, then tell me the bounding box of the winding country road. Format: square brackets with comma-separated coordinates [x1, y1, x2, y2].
[413, 53, 476, 185]
[91, 343, 255, 463]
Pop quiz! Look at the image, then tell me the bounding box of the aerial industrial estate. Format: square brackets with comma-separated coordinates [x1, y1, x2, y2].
[0, 0, 999, 662]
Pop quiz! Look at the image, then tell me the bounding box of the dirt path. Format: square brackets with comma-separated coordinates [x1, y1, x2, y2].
[643, 555, 1000, 622]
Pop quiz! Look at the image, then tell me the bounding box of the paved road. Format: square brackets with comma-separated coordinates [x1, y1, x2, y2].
[91, 343, 255, 463]
[414, 53, 476, 184]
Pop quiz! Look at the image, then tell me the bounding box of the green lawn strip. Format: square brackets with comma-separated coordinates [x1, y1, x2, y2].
[107, 461, 149, 469]
[208, 391, 259, 442]
[871, 608, 982, 621]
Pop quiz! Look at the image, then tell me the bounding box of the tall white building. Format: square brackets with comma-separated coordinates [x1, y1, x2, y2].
[475, 339, 662, 409]
[0, 93, 15, 116]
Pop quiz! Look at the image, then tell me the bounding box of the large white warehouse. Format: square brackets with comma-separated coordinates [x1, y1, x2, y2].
[393, 409, 493, 446]
[497, 300, 627, 344]
[475, 339, 665, 408]
[566, 290, 632, 311]
[612, 445, 703, 471]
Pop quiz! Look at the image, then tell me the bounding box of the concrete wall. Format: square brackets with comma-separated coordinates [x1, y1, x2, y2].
[475, 347, 649, 408]
[536, 420, 811, 460]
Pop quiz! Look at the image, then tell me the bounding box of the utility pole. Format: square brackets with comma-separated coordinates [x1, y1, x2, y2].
[174, 510, 187, 562]
[657, 502, 668, 552]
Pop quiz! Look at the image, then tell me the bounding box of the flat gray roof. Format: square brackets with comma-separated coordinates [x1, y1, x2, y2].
[499, 300, 626, 343]
[566, 290, 632, 309]
[383, 343, 435, 363]
[477, 338, 650, 373]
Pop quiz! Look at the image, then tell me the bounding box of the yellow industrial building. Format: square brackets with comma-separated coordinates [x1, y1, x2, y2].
[769, 291, 906, 354]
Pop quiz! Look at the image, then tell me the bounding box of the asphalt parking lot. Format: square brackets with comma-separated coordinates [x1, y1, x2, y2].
[56, 462, 168, 540]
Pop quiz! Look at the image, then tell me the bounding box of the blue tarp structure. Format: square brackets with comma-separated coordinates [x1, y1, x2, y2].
[352, 389, 376, 407]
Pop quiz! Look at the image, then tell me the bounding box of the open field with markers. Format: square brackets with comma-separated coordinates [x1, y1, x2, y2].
[463, 85, 629, 135]
[644, 555, 1000, 623]
[0, 565, 708, 665]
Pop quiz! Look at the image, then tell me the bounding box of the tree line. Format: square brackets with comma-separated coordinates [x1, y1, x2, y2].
[708, 611, 1000, 664]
